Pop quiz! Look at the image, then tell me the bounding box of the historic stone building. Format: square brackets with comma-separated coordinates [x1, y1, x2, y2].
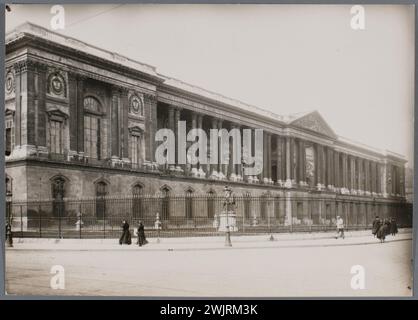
[4, 23, 410, 226]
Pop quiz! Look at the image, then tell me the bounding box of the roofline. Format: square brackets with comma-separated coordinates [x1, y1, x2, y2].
[5, 22, 407, 163]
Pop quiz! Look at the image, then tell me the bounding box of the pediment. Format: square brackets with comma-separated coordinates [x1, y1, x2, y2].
[290, 111, 337, 139]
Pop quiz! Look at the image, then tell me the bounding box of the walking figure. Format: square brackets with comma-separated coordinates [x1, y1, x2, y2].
[390, 217, 398, 236]
[136, 221, 148, 247]
[372, 216, 381, 238]
[376, 220, 390, 243]
[119, 220, 132, 245]
[335, 216, 345, 239]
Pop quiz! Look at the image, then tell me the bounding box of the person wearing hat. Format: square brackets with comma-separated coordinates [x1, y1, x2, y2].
[335, 216, 345, 239]
[372, 216, 381, 237]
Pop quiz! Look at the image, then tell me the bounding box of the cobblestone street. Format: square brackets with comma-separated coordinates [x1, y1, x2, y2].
[5, 231, 413, 297]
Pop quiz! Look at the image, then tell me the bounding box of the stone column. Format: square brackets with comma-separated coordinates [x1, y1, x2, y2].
[197, 114, 204, 176]
[290, 137, 296, 183]
[371, 162, 377, 194]
[218, 120, 227, 179]
[120, 89, 129, 161]
[144, 94, 157, 164]
[334, 151, 340, 190]
[321, 146, 326, 188]
[276, 136, 283, 184]
[329, 148, 334, 188]
[285, 136, 292, 187]
[350, 156, 357, 193]
[266, 132, 272, 183]
[298, 139, 306, 186]
[110, 87, 120, 159]
[316, 144, 323, 188]
[236, 125, 243, 180]
[191, 113, 198, 175]
[174, 108, 182, 171]
[35, 63, 47, 153]
[376, 163, 381, 194]
[13, 60, 38, 157]
[365, 160, 371, 194]
[210, 117, 218, 177]
[13, 62, 22, 148]
[400, 165, 405, 197]
[341, 154, 348, 192]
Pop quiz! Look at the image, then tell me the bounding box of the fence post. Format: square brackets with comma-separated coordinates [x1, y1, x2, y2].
[103, 199, 106, 239]
[20, 204, 23, 235]
[58, 200, 62, 239]
[39, 203, 42, 238]
[79, 203, 82, 239]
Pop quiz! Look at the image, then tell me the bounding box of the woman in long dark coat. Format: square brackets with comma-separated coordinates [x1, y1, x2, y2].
[372, 216, 381, 237]
[390, 218, 398, 236]
[119, 220, 132, 245]
[137, 221, 147, 247]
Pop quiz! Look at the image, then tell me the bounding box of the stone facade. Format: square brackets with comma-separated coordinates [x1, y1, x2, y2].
[4, 23, 409, 223]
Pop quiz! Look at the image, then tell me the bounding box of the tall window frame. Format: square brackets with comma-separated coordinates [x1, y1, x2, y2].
[5, 112, 14, 156]
[83, 96, 106, 160]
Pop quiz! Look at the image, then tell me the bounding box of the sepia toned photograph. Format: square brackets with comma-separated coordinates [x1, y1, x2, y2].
[3, 3, 415, 298]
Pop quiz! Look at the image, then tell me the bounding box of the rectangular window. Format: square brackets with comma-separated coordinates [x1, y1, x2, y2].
[84, 115, 100, 159]
[129, 134, 142, 165]
[49, 120, 63, 154]
[5, 118, 14, 156]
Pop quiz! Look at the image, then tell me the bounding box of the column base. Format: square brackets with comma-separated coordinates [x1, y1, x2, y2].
[209, 170, 219, 180]
[197, 168, 206, 178]
[340, 187, 350, 195]
[316, 183, 326, 191]
[191, 167, 199, 177]
[285, 179, 294, 189]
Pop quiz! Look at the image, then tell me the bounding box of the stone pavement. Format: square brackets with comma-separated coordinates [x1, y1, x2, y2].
[8, 228, 412, 251]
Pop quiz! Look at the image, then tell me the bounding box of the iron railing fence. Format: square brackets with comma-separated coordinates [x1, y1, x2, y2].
[5, 195, 412, 239]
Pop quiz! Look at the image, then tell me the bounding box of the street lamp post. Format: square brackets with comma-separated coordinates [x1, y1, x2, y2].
[268, 199, 275, 241]
[6, 193, 13, 247]
[223, 185, 233, 247]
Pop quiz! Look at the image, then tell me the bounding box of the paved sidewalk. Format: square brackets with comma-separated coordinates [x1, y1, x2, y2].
[9, 228, 412, 251]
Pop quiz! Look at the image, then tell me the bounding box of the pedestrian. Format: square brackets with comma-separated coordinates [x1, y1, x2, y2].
[119, 220, 132, 245]
[385, 219, 391, 236]
[136, 221, 148, 247]
[390, 217, 398, 236]
[335, 216, 345, 239]
[376, 220, 390, 243]
[372, 216, 381, 237]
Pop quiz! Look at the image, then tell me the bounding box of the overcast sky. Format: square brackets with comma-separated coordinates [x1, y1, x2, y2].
[6, 4, 415, 167]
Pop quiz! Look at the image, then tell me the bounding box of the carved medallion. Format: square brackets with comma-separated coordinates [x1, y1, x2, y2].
[130, 94, 144, 116]
[5, 71, 14, 94]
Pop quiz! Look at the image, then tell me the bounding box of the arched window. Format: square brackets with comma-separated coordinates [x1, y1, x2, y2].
[160, 186, 171, 220]
[95, 181, 108, 219]
[185, 188, 194, 220]
[51, 176, 66, 217]
[132, 184, 143, 219]
[84, 96, 107, 160]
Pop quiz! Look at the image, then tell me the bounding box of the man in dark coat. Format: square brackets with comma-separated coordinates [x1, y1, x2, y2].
[390, 217, 398, 236]
[376, 220, 391, 243]
[119, 220, 131, 245]
[137, 221, 148, 247]
[372, 216, 381, 237]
